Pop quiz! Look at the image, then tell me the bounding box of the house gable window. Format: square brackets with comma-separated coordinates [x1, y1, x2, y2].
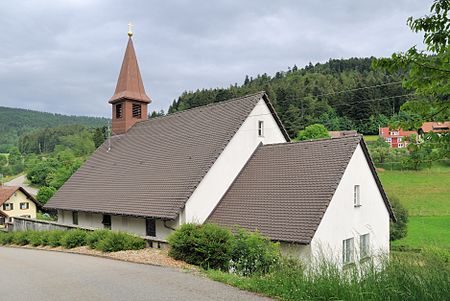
[360, 233, 370, 259]
[72, 212, 79, 225]
[132, 103, 142, 118]
[115, 103, 123, 119]
[146, 218, 156, 237]
[3, 203, 13, 211]
[102, 214, 111, 229]
[258, 120, 264, 137]
[354, 185, 361, 207]
[343, 237, 354, 264]
[20, 202, 29, 210]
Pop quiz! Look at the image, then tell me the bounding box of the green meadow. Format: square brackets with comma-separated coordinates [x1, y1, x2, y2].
[378, 164, 450, 250]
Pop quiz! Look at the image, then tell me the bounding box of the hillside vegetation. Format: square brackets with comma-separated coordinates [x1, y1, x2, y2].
[168, 57, 409, 137]
[0, 106, 109, 151]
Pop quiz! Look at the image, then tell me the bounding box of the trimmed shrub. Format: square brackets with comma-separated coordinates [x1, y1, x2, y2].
[12, 231, 32, 245]
[61, 229, 87, 248]
[231, 228, 280, 276]
[28, 231, 44, 246]
[47, 230, 65, 247]
[39, 231, 51, 246]
[96, 231, 146, 252]
[0, 232, 13, 245]
[168, 223, 234, 270]
[86, 229, 111, 249]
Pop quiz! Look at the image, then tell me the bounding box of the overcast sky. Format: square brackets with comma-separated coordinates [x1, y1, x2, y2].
[0, 0, 429, 117]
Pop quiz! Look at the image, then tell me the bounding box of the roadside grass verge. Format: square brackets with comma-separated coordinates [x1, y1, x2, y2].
[205, 252, 449, 301]
[392, 216, 450, 250]
[0, 229, 146, 252]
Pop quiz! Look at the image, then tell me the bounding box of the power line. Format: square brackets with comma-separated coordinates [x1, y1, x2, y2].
[331, 93, 416, 108]
[309, 81, 403, 99]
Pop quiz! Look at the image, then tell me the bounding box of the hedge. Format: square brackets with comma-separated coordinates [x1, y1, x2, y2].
[0, 229, 146, 252]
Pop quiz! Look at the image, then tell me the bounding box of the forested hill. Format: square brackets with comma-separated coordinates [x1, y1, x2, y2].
[0, 106, 109, 151]
[167, 57, 411, 137]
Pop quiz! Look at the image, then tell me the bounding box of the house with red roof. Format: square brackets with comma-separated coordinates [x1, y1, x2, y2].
[0, 186, 40, 225]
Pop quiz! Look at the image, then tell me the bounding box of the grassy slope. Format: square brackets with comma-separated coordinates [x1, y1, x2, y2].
[378, 167, 450, 216]
[378, 165, 450, 249]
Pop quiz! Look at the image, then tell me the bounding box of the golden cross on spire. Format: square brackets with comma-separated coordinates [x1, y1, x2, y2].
[128, 22, 134, 37]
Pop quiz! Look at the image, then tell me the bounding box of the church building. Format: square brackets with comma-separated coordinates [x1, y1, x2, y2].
[45, 32, 395, 265]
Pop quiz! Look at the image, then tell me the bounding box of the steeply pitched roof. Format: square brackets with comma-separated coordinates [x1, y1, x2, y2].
[0, 186, 40, 207]
[109, 37, 151, 104]
[45, 92, 288, 219]
[208, 135, 394, 244]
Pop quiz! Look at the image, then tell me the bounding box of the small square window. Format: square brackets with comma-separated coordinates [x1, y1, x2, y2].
[343, 238, 354, 264]
[132, 103, 142, 118]
[115, 103, 123, 119]
[3, 203, 13, 211]
[20, 202, 29, 210]
[258, 120, 264, 137]
[354, 185, 361, 207]
[72, 212, 78, 225]
[360, 234, 370, 259]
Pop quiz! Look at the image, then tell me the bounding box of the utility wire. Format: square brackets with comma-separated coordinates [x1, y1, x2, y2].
[302, 81, 404, 99]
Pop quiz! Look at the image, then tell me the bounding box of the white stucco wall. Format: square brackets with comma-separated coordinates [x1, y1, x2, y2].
[184, 98, 287, 223]
[57, 210, 177, 240]
[310, 144, 390, 266]
[280, 242, 312, 263]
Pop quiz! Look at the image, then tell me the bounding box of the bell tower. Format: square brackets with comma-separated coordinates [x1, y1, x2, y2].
[109, 25, 151, 135]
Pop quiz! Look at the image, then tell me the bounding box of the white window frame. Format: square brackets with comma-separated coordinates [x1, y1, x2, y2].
[354, 185, 361, 207]
[386, 137, 392, 142]
[258, 120, 264, 137]
[360, 233, 370, 259]
[20, 202, 29, 210]
[343, 238, 354, 264]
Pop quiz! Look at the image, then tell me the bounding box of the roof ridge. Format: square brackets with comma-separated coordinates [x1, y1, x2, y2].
[262, 134, 362, 148]
[134, 91, 266, 126]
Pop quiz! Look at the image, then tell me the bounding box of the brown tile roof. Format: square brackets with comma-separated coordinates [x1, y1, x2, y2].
[0, 186, 40, 207]
[109, 37, 151, 104]
[0, 186, 18, 206]
[208, 135, 394, 244]
[420, 121, 449, 133]
[45, 92, 289, 219]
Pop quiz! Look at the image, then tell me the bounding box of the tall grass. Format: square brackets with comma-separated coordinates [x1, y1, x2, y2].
[206, 251, 449, 301]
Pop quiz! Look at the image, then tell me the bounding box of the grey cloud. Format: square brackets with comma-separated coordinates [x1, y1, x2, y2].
[0, 0, 428, 117]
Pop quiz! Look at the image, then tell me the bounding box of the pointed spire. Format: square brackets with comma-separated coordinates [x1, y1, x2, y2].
[109, 36, 151, 104]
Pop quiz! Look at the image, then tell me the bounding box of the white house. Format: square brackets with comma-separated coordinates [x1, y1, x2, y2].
[45, 34, 395, 266]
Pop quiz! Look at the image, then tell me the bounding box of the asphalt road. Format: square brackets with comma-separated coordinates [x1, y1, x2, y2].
[4, 175, 39, 195]
[0, 247, 272, 301]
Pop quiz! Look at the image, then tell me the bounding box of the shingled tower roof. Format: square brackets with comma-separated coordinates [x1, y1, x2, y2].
[109, 37, 151, 104]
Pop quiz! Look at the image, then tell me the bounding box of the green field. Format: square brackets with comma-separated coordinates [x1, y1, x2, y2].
[363, 135, 379, 142]
[378, 165, 450, 250]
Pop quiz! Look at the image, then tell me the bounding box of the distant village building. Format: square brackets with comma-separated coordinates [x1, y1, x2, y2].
[0, 186, 39, 225]
[45, 33, 395, 266]
[329, 130, 358, 138]
[378, 128, 416, 148]
[379, 121, 449, 148]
